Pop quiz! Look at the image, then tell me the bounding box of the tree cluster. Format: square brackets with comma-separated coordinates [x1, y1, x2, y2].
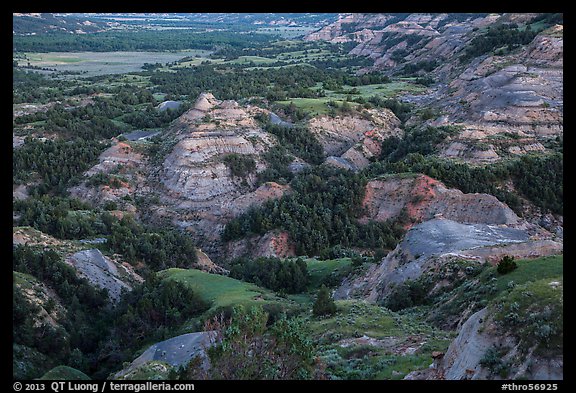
[13, 138, 107, 195]
[379, 125, 461, 162]
[222, 153, 257, 179]
[13, 29, 275, 52]
[110, 274, 208, 351]
[13, 245, 111, 377]
[14, 197, 199, 272]
[460, 23, 539, 62]
[229, 257, 309, 294]
[223, 166, 407, 257]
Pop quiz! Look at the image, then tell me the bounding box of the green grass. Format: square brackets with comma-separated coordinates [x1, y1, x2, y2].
[19, 51, 202, 78]
[275, 80, 426, 116]
[13, 271, 39, 288]
[494, 255, 563, 292]
[117, 361, 172, 380]
[306, 258, 352, 290]
[228, 56, 278, 65]
[173, 58, 225, 67]
[309, 300, 402, 340]
[427, 255, 563, 329]
[491, 276, 563, 355]
[372, 353, 433, 380]
[39, 365, 91, 380]
[310, 300, 453, 379]
[275, 97, 353, 116]
[276, 49, 333, 61]
[160, 268, 292, 316]
[326, 82, 427, 100]
[116, 74, 151, 87]
[47, 56, 84, 64]
[286, 293, 314, 305]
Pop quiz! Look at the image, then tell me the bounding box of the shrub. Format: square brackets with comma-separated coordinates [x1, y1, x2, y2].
[480, 346, 510, 377]
[497, 256, 518, 275]
[222, 154, 256, 178]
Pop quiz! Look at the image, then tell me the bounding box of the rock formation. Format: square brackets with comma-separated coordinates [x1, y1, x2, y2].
[334, 218, 531, 302]
[359, 174, 519, 227]
[65, 249, 143, 303]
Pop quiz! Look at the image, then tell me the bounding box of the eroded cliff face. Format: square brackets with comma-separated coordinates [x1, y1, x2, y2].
[306, 13, 497, 74]
[359, 174, 519, 227]
[226, 231, 296, 260]
[65, 249, 141, 303]
[335, 174, 561, 303]
[307, 14, 563, 165]
[335, 218, 533, 301]
[304, 14, 396, 43]
[433, 26, 563, 143]
[148, 93, 404, 259]
[68, 141, 145, 211]
[309, 109, 402, 170]
[406, 306, 563, 380]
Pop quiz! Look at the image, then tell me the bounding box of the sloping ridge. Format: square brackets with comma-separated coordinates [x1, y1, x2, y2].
[114, 331, 215, 379]
[334, 218, 530, 302]
[66, 249, 134, 303]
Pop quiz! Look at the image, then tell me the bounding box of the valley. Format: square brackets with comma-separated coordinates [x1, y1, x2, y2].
[12, 12, 563, 382]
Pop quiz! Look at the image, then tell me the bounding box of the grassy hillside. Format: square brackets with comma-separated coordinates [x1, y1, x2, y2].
[306, 257, 353, 289]
[491, 276, 563, 356]
[309, 300, 453, 380]
[493, 255, 563, 292]
[39, 365, 91, 380]
[160, 268, 295, 318]
[422, 254, 563, 329]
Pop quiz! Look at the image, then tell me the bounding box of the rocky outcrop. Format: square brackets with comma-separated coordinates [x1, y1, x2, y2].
[65, 249, 143, 302]
[114, 331, 215, 379]
[195, 249, 229, 275]
[335, 218, 531, 302]
[14, 272, 67, 329]
[160, 95, 276, 205]
[304, 14, 394, 43]
[146, 94, 297, 258]
[160, 181, 291, 259]
[359, 174, 519, 227]
[13, 227, 63, 248]
[309, 109, 402, 171]
[173, 92, 260, 130]
[156, 100, 182, 112]
[460, 239, 563, 264]
[68, 141, 144, 209]
[307, 13, 563, 166]
[415, 25, 562, 163]
[162, 136, 260, 202]
[226, 231, 296, 260]
[308, 110, 402, 157]
[408, 305, 563, 380]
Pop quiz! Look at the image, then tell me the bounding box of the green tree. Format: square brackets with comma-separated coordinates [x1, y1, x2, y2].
[313, 285, 337, 317]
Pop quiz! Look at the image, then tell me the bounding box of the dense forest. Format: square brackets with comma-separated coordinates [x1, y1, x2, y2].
[13, 245, 208, 379]
[149, 64, 391, 101]
[13, 29, 277, 52]
[223, 166, 408, 257]
[13, 196, 200, 272]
